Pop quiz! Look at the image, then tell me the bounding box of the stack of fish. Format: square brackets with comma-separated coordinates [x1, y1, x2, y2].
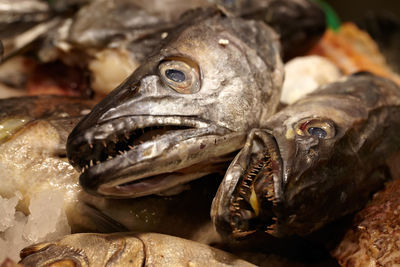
[0, 0, 399, 266]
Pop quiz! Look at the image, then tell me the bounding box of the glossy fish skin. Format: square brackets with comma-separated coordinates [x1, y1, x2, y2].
[67, 8, 284, 198]
[222, 0, 326, 61]
[0, 0, 50, 39]
[212, 73, 400, 238]
[19, 232, 256, 267]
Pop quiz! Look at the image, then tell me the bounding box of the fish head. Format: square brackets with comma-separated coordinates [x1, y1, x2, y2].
[67, 9, 283, 198]
[19, 233, 145, 267]
[212, 73, 400, 238]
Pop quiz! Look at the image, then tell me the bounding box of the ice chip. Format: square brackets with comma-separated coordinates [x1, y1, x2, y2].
[23, 190, 71, 243]
[0, 194, 20, 231]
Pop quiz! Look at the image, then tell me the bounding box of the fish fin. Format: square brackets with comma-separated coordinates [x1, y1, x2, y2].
[76, 202, 129, 233]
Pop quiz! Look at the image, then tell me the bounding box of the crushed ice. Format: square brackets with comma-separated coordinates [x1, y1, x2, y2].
[0, 190, 71, 262]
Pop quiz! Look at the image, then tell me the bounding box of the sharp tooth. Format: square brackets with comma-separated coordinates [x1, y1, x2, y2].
[119, 150, 123, 155]
[89, 144, 93, 149]
[96, 161, 100, 164]
[128, 145, 134, 149]
[85, 165, 89, 169]
[90, 160, 93, 167]
[102, 141, 107, 147]
[108, 155, 113, 159]
[125, 133, 129, 139]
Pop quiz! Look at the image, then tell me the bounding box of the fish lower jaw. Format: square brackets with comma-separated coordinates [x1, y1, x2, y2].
[96, 170, 213, 198]
[228, 197, 279, 239]
[81, 148, 236, 198]
[228, 142, 282, 238]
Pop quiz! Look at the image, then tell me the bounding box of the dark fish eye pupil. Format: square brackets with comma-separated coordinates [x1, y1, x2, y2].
[307, 127, 327, 138]
[165, 69, 186, 83]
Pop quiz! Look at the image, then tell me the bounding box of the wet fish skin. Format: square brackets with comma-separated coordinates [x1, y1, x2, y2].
[212, 73, 400, 238]
[19, 232, 256, 267]
[219, 0, 326, 61]
[67, 8, 283, 198]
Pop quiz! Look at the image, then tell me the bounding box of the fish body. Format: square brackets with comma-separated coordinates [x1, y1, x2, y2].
[19, 232, 256, 267]
[212, 73, 400, 238]
[67, 8, 284, 198]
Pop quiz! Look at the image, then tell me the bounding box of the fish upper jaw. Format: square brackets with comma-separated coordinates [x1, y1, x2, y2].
[67, 115, 246, 198]
[211, 128, 283, 239]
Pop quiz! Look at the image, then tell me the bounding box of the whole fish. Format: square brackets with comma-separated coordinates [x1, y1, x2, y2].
[19, 232, 256, 267]
[66, 8, 284, 198]
[211, 73, 400, 239]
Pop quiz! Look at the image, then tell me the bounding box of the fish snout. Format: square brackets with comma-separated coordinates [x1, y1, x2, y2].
[212, 129, 283, 238]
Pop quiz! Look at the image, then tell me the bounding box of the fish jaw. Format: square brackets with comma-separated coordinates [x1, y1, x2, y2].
[211, 129, 283, 239]
[68, 114, 246, 198]
[213, 73, 400, 239]
[67, 10, 284, 198]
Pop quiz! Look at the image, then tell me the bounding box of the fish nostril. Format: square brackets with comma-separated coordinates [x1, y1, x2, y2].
[129, 81, 140, 94]
[115, 81, 141, 102]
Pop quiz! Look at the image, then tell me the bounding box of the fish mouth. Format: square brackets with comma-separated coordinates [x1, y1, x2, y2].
[67, 115, 240, 198]
[213, 129, 282, 238]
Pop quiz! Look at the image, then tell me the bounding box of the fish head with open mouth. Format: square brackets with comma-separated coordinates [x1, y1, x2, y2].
[212, 73, 400, 238]
[67, 8, 284, 198]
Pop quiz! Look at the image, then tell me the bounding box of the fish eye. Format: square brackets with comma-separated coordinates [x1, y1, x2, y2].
[295, 118, 335, 139]
[158, 57, 200, 94]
